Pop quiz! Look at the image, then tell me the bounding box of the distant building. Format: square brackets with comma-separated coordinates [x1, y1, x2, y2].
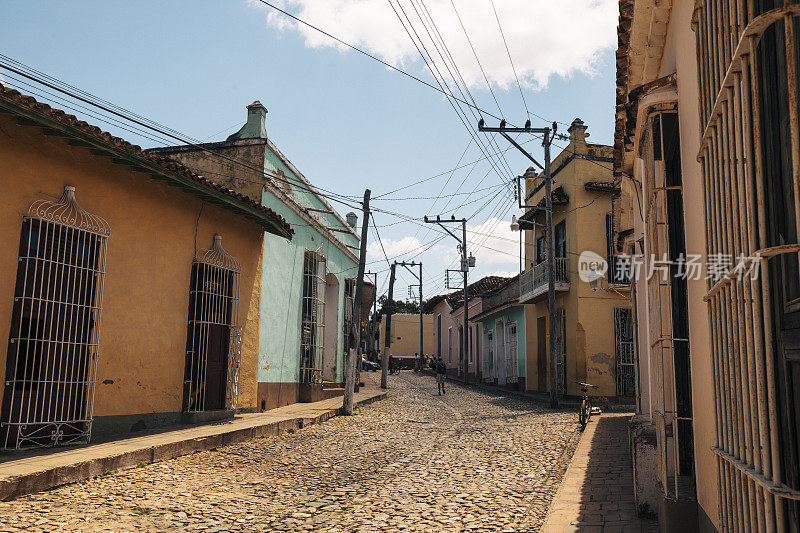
[149, 102, 359, 409]
[379, 313, 433, 358]
[519, 119, 631, 401]
[472, 275, 526, 390]
[0, 85, 292, 449]
[423, 275, 510, 379]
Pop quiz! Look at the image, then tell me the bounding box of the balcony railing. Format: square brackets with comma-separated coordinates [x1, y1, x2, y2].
[520, 257, 570, 303]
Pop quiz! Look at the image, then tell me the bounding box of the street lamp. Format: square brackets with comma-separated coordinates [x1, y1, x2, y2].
[510, 215, 522, 272]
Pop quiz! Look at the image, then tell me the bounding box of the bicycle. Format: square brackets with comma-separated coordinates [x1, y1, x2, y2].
[576, 381, 599, 429]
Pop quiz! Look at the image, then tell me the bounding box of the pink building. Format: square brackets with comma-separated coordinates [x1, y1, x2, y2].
[424, 276, 509, 380]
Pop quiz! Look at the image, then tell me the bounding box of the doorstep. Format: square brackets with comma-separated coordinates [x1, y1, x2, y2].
[0, 387, 386, 501]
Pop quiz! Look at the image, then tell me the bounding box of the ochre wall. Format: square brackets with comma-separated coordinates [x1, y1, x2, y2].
[381, 314, 434, 357]
[0, 115, 264, 417]
[523, 136, 630, 398]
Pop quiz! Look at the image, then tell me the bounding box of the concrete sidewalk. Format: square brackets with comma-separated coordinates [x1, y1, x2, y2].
[541, 412, 659, 533]
[0, 387, 386, 501]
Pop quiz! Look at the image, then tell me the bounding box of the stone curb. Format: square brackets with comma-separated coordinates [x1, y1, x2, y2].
[0, 392, 386, 501]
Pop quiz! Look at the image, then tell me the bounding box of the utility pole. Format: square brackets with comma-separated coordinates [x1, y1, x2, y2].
[382, 263, 396, 389]
[343, 189, 370, 415]
[419, 262, 423, 369]
[424, 216, 473, 382]
[365, 271, 378, 359]
[398, 261, 424, 371]
[479, 118, 560, 408]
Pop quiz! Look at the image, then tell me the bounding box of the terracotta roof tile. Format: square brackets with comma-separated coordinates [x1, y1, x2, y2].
[0, 84, 293, 237]
[448, 275, 513, 310]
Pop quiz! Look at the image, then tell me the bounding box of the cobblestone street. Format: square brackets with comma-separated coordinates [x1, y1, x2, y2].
[0, 373, 581, 532]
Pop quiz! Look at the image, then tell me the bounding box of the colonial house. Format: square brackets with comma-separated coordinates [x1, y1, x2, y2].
[0, 85, 292, 449]
[519, 119, 632, 402]
[613, 0, 800, 530]
[149, 102, 360, 411]
[424, 275, 509, 379]
[471, 275, 526, 390]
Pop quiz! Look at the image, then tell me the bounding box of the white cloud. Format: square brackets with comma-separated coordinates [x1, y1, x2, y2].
[465, 217, 519, 266]
[367, 234, 425, 260]
[251, 0, 617, 89]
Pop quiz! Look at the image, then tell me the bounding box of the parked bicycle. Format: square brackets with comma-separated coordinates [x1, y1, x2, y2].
[576, 381, 600, 429]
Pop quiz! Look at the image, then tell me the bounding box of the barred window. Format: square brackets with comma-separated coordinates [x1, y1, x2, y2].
[183, 235, 241, 413]
[1, 186, 109, 449]
[300, 250, 325, 383]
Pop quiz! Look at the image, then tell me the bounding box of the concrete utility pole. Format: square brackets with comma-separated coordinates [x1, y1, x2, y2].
[344, 189, 370, 415]
[424, 216, 472, 382]
[382, 263, 396, 389]
[479, 118, 560, 408]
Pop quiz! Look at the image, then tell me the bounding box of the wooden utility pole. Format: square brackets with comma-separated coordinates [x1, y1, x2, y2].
[343, 189, 370, 415]
[478, 118, 559, 408]
[381, 263, 396, 389]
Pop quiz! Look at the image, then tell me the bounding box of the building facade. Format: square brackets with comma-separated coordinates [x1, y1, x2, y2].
[519, 120, 632, 401]
[424, 276, 509, 380]
[150, 102, 359, 410]
[0, 85, 292, 448]
[614, 0, 800, 529]
[379, 313, 433, 358]
[472, 276, 526, 390]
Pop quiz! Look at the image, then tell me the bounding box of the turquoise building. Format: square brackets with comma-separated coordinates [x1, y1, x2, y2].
[150, 102, 359, 410]
[472, 275, 527, 390]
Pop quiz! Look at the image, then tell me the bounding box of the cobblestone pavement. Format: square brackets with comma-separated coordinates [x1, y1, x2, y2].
[0, 373, 581, 532]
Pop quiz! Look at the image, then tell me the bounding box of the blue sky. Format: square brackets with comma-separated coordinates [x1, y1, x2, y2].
[1, 0, 617, 299]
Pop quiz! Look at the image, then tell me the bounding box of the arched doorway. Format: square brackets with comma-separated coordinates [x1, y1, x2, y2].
[322, 273, 339, 382]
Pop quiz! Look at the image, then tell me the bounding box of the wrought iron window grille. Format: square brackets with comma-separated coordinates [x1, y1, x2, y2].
[183, 234, 242, 413]
[1, 186, 109, 449]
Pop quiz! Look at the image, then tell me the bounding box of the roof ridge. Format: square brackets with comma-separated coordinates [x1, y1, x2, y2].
[0, 84, 293, 237]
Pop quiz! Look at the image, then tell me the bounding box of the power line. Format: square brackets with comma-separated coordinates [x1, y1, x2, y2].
[387, 0, 513, 186]
[0, 58, 362, 209]
[405, 0, 517, 182]
[253, 0, 504, 123]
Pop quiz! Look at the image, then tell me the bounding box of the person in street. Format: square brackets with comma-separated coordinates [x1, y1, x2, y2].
[435, 356, 447, 395]
[414, 352, 420, 372]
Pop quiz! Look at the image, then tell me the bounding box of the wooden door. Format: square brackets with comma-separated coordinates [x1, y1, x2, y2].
[205, 325, 229, 411]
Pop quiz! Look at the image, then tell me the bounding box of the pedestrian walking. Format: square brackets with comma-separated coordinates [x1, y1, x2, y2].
[435, 356, 447, 395]
[414, 352, 420, 372]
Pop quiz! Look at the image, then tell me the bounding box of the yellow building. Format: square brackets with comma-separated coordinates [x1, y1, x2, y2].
[380, 313, 434, 358]
[0, 85, 292, 449]
[520, 119, 632, 401]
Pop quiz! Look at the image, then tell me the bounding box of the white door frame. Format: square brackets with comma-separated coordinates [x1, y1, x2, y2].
[495, 318, 506, 385]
